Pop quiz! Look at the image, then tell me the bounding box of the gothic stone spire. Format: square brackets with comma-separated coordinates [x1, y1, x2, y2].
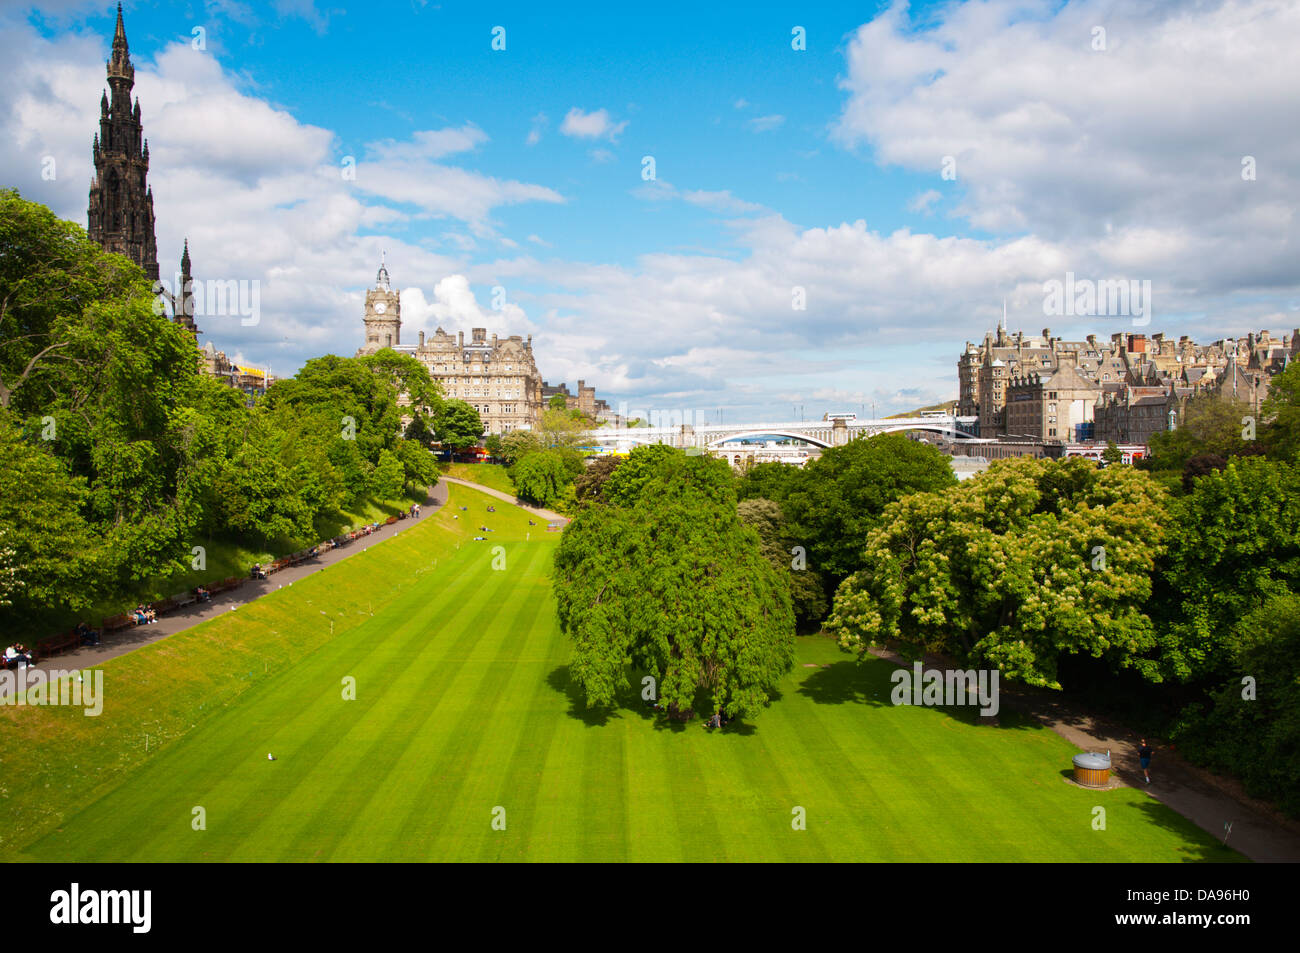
[88, 3, 159, 282]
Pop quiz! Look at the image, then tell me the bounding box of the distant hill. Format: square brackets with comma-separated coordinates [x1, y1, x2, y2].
[885, 400, 958, 419]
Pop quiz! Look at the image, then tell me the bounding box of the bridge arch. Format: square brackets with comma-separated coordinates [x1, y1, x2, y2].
[707, 430, 833, 450]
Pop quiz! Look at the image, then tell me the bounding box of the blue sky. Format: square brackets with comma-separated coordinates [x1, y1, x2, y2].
[6, 0, 1299, 421]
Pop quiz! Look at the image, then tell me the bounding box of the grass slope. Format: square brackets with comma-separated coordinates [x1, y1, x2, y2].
[5, 485, 1237, 862]
[24, 488, 427, 644]
[439, 462, 515, 496]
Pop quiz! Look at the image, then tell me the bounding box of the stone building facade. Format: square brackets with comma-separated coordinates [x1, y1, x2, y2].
[1003, 358, 1102, 442]
[355, 260, 546, 435]
[542, 379, 612, 421]
[960, 321, 1297, 445]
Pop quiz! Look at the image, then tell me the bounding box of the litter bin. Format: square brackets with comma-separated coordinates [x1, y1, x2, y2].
[1072, 751, 1111, 788]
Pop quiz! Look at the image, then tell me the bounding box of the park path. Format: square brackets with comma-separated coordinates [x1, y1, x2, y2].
[868, 644, 1300, 862]
[438, 476, 570, 525]
[0, 482, 448, 696]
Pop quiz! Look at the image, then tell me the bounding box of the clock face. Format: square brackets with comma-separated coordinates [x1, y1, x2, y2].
[374, 300, 387, 314]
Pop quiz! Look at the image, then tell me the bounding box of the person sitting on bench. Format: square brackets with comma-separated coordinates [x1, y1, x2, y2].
[76, 622, 101, 646]
[3, 644, 33, 668]
[251, 563, 268, 580]
[196, 585, 211, 602]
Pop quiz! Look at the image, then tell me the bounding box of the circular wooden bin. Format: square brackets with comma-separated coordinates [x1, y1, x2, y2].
[1072, 751, 1112, 787]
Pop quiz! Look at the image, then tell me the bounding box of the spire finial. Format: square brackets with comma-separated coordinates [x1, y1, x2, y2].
[113, 3, 127, 50]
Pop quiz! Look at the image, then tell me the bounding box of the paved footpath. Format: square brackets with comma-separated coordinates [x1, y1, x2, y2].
[6, 476, 565, 688]
[869, 644, 1300, 862]
[438, 476, 570, 525]
[2, 482, 450, 689]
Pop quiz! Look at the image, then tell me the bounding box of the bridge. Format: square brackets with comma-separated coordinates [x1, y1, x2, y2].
[586, 415, 979, 451]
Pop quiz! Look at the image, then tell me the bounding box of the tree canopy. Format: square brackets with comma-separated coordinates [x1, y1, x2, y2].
[827, 457, 1168, 688]
[0, 191, 438, 637]
[554, 448, 795, 720]
[434, 399, 483, 451]
[781, 434, 957, 584]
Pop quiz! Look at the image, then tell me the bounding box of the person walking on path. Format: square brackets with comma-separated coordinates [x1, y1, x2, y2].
[1139, 738, 1154, 784]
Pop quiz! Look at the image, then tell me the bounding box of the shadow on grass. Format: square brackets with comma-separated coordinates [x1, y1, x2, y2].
[797, 659, 891, 707]
[797, 657, 1038, 731]
[546, 664, 762, 734]
[1130, 797, 1246, 863]
[546, 665, 621, 728]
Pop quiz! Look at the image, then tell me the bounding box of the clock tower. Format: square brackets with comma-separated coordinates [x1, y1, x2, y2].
[360, 253, 401, 353]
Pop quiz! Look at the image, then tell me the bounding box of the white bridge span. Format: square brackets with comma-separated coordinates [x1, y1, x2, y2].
[587, 415, 979, 450]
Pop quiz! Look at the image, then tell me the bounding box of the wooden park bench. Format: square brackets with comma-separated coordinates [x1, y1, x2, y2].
[37, 628, 80, 660]
[385, 515, 398, 526]
[103, 614, 135, 633]
[170, 590, 197, 609]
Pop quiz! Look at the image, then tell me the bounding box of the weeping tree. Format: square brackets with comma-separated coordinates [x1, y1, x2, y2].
[553, 448, 795, 721]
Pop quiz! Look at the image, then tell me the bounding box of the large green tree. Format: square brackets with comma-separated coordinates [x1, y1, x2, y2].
[434, 399, 483, 451]
[1152, 456, 1300, 682]
[1145, 394, 1257, 472]
[1171, 592, 1300, 816]
[512, 449, 573, 507]
[827, 457, 1169, 688]
[0, 413, 105, 625]
[782, 434, 957, 584]
[572, 455, 622, 506]
[535, 406, 590, 449]
[554, 449, 795, 720]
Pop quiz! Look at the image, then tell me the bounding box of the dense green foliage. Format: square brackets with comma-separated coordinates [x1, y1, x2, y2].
[773, 435, 957, 584]
[432, 399, 483, 451]
[821, 417, 1300, 814]
[554, 447, 795, 721]
[737, 498, 828, 630]
[1145, 394, 1262, 477]
[1152, 457, 1300, 681]
[512, 448, 580, 508]
[572, 455, 622, 505]
[1262, 362, 1300, 460]
[0, 191, 438, 636]
[828, 458, 1168, 688]
[1170, 593, 1300, 817]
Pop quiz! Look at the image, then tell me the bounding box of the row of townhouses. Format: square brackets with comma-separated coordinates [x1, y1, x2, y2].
[958, 321, 1297, 445]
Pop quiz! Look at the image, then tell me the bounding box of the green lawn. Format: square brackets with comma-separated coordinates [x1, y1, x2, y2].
[3, 484, 1238, 862]
[440, 462, 515, 496]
